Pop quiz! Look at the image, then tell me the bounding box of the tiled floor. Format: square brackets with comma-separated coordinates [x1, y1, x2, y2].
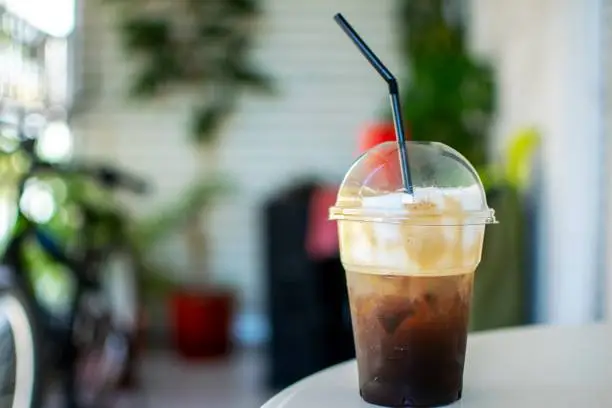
[115, 350, 272, 408]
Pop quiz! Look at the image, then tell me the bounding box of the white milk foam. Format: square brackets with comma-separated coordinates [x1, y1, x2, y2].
[338, 186, 486, 276]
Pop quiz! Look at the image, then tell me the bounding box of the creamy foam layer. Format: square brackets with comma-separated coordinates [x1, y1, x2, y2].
[338, 186, 486, 276]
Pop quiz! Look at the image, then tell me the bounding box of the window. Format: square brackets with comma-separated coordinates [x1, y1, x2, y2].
[2, 0, 75, 38]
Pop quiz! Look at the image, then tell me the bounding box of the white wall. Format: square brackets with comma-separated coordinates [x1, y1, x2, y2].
[604, 0, 612, 320]
[74, 0, 607, 340]
[471, 0, 605, 324]
[72, 0, 400, 342]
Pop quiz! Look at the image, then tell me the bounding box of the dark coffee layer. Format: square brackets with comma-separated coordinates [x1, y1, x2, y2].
[347, 271, 473, 407]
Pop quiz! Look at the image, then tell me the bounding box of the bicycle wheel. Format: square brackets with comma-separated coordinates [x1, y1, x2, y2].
[70, 295, 129, 408]
[0, 290, 42, 408]
[101, 249, 141, 388]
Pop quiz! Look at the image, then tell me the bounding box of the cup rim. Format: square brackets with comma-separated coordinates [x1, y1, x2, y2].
[328, 206, 497, 226]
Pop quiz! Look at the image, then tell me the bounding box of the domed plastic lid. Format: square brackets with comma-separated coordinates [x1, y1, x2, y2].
[329, 141, 496, 225]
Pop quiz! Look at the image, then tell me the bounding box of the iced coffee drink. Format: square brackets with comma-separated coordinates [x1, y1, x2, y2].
[330, 141, 495, 407]
[347, 272, 473, 407]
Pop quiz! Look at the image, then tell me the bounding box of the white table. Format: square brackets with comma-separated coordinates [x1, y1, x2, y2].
[261, 324, 612, 408]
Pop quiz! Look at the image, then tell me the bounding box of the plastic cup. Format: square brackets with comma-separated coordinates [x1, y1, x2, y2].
[329, 141, 496, 407]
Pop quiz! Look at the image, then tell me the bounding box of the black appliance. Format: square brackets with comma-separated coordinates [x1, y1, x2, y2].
[264, 180, 355, 391]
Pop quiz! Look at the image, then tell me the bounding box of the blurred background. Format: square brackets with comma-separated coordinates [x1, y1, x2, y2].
[0, 0, 609, 407]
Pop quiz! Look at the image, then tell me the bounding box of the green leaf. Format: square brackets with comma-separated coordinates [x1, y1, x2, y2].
[130, 68, 163, 98]
[224, 36, 275, 93]
[477, 164, 504, 191]
[226, 0, 261, 15]
[231, 66, 275, 93]
[199, 24, 233, 39]
[191, 104, 233, 145]
[504, 127, 541, 192]
[129, 51, 180, 98]
[138, 261, 179, 298]
[122, 19, 171, 51]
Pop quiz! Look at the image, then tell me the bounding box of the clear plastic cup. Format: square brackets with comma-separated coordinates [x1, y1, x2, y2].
[329, 141, 496, 407]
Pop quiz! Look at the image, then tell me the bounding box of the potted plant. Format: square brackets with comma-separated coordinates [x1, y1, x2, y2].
[131, 177, 233, 358]
[105, 0, 274, 358]
[385, 0, 536, 330]
[469, 127, 540, 331]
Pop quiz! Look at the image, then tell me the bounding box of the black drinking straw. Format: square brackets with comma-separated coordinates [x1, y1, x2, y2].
[334, 13, 414, 196]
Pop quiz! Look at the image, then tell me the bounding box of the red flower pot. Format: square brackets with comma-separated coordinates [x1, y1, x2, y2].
[170, 289, 235, 360]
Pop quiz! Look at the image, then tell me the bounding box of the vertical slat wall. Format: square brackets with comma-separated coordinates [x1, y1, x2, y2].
[603, 0, 612, 320]
[74, 0, 400, 344]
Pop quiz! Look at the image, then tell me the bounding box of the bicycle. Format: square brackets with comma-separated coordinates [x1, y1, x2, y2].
[0, 284, 37, 408]
[0, 105, 148, 408]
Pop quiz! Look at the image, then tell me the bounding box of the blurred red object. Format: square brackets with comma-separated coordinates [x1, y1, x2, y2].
[305, 186, 339, 260]
[170, 290, 234, 359]
[357, 121, 409, 191]
[358, 121, 408, 154]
